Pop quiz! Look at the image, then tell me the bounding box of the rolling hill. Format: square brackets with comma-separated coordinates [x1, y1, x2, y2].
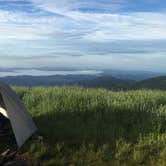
[0, 72, 166, 90]
[0, 75, 134, 90]
[133, 76, 166, 90]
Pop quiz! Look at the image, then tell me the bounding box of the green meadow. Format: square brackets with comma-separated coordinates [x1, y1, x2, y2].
[13, 87, 166, 166]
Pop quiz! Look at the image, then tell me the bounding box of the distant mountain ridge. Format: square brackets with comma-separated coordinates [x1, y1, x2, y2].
[0, 75, 133, 89]
[133, 76, 166, 90]
[0, 74, 166, 90]
[0, 68, 166, 90]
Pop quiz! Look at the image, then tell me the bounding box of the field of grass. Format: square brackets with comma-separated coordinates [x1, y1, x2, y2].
[11, 87, 166, 166]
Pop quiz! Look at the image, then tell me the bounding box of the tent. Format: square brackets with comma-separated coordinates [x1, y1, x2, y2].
[0, 81, 37, 148]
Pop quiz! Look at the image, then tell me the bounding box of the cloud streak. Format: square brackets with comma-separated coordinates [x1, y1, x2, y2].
[0, 0, 166, 71]
[1, 1, 166, 41]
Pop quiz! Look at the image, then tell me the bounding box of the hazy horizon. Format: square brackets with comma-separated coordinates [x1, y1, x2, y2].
[0, 67, 165, 77]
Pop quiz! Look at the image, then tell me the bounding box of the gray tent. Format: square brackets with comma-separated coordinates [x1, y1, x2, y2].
[0, 82, 37, 147]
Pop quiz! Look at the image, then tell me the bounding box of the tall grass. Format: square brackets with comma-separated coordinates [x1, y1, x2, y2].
[12, 87, 166, 166]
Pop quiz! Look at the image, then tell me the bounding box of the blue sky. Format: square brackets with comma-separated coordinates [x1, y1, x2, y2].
[0, 0, 166, 72]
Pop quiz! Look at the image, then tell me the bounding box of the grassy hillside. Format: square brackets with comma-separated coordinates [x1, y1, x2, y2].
[10, 87, 166, 165]
[134, 76, 166, 90]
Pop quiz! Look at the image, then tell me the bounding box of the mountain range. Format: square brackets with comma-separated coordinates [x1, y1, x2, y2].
[0, 67, 166, 90]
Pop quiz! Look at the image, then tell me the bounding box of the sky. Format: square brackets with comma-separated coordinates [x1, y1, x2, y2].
[0, 0, 166, 72]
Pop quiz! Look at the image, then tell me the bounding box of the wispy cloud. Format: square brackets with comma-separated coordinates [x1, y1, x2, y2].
[0, 69, 103, 77]
[1, 0, 166, 41]
[32, 0, 166, 41]
[0, 0, 166, 71]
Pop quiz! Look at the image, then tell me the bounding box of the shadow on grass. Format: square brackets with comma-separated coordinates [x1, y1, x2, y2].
[33, 107, 166, 146]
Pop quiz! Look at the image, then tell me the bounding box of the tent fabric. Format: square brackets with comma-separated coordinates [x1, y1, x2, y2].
[0, 82, 37, 147]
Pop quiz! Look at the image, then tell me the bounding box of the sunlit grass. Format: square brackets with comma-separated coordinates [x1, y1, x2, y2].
[12, 86, 166, 166]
